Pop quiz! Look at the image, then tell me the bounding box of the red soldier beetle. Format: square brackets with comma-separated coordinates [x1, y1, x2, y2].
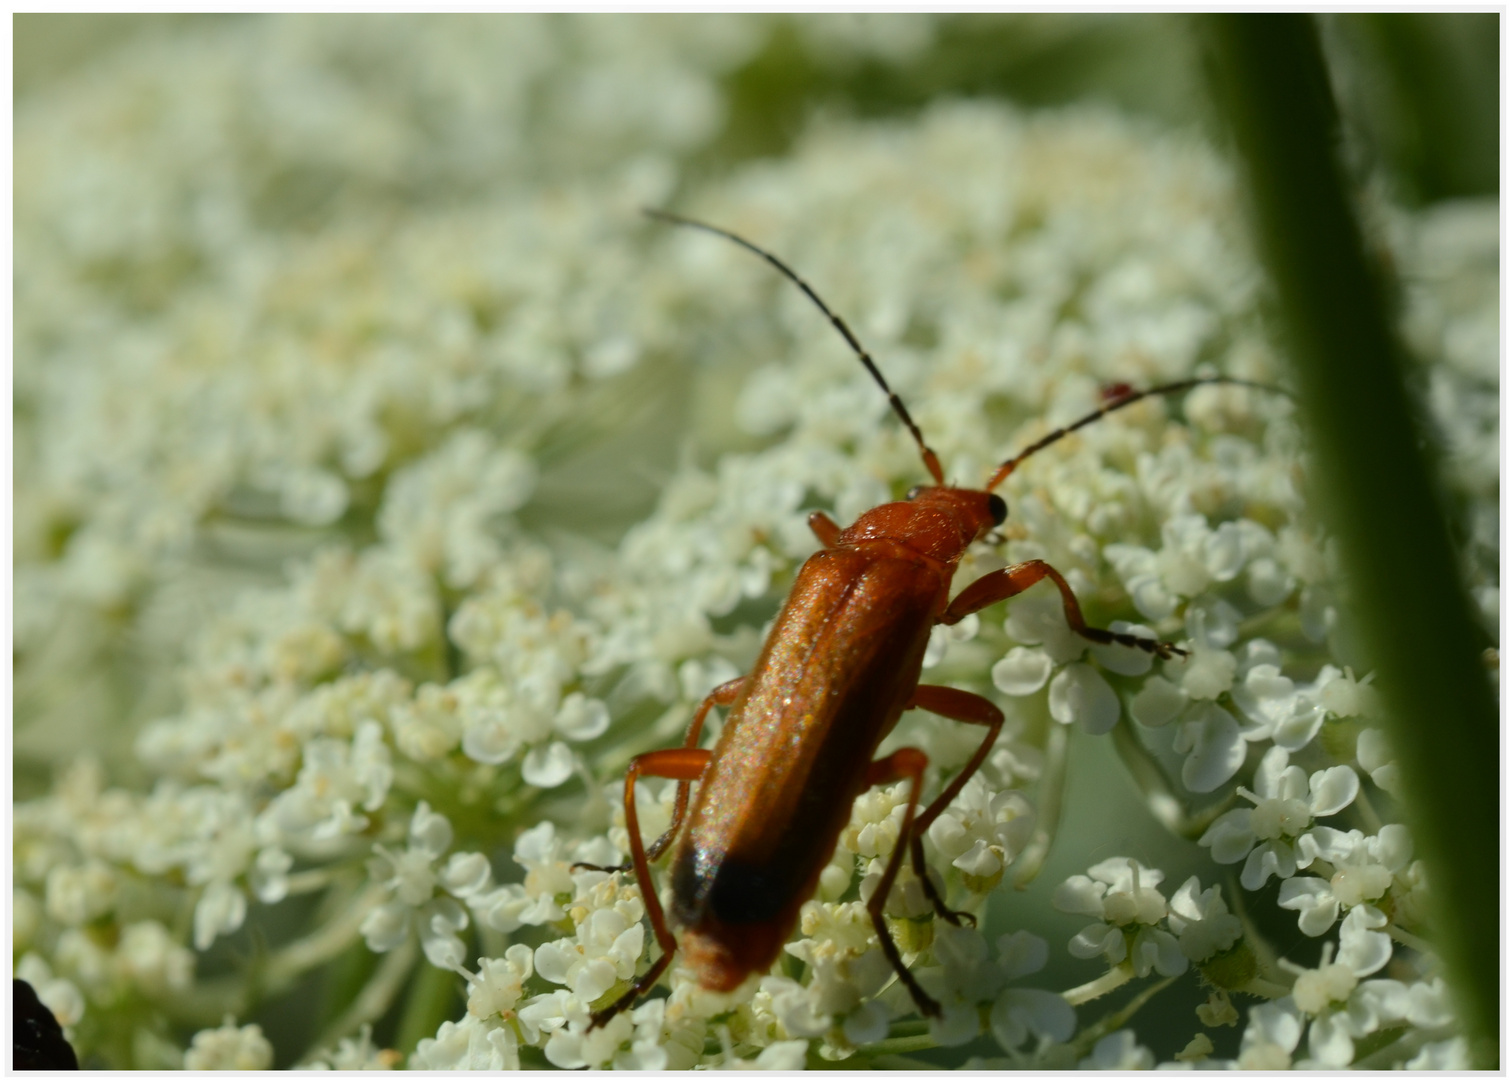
[577, 208, 1278, 1027]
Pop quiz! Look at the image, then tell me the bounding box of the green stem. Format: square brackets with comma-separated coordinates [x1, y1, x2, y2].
[1351, 785, 1386, 835]
[263, 886, 382, 991]
[1351, 1025, 1450, 1070]
[1011, 722, 1068, 887]
[1241, 977, 1293, 1000]
[875, 1019, 931, 1039]
[298, 938, 418, 1065]
[158, 884, 382, 1029]
[283, 867, 343, 896]
[1387, 923, 1432, 955]
[1111, 721, 1235, 839]
[1226, 875, 1292, 993]
[1071, 974, 1178, 1053]
[1062, 962, 1134, 1007]
[1202, 16, 1497, 1063]
[394, 957, 462, 1056]
[854, 1032, 939, 1058]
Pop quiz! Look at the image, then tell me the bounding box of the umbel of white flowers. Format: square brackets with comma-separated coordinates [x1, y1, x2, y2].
[15, 13, 1493, 1072]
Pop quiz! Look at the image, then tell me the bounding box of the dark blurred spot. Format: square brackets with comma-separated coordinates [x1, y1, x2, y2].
[14, 979, 77, 1070]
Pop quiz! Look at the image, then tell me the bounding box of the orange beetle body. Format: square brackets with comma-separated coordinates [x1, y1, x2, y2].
[669, 488, 1004, 993]
[577, 210, 1251, 1027]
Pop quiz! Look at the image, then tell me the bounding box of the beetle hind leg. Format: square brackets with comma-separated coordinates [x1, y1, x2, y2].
[915, 852, 976, 928]
[577, 677, 744, 883]
[587, 746, 711, 1030]
[862, 747, 943, 1019]
[902, 684, 1007, 927]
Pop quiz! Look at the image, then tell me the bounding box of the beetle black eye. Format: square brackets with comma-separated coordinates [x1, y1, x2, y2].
[987, 493, 1007, 525]
[906, 485, 925, 501]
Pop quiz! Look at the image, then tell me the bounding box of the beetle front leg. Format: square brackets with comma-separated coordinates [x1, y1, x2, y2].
[862, 747, 942, 1019]
[903, 685, 1005, 927]
[587, 747, 711, 1030]
[942, 560, 1186, 658]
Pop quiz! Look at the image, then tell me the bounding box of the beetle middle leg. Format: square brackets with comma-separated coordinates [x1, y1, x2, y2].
[587, 746, 711, 1029]
[941, 559, 1186, 658]
[574, 677, 743, 873]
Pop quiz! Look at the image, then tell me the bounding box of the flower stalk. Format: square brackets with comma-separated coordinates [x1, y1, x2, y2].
[1061, 962, 1134, 1007]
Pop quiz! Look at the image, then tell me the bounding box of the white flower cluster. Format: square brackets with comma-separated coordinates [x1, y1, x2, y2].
[183, 1017, 275, 1070]
[15, 12, 1494, 1071]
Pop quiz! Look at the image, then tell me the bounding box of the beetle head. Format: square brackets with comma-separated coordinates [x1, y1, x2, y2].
[906, 484, 1005, 538]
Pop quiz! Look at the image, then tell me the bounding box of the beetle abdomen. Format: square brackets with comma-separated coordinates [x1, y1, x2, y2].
[668, 545, 945, 989]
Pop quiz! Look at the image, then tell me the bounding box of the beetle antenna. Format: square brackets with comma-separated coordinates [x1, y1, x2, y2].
[646, 208, 945, 486]
[985, 376, 1292, 491]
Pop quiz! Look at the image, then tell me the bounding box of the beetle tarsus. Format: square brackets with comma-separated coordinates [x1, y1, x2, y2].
[588, 947, 678, 1030]
[917, 861, 977, 927]
[586, 1005, 620, 1031]
[940, 907, 977, 929]
[572, 861, 631, 873]
[1083, 624, 1188, 661]
[1131, 635, 1189, 660]
[883, 947, 943, 1019]
[586, 986, 636, 1030]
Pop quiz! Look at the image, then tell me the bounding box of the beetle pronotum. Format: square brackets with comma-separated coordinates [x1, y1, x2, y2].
[580, 209, 1275, 1027]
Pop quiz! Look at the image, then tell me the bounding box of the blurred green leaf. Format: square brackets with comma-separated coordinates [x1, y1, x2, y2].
[1202, 14, 1498, 1066]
